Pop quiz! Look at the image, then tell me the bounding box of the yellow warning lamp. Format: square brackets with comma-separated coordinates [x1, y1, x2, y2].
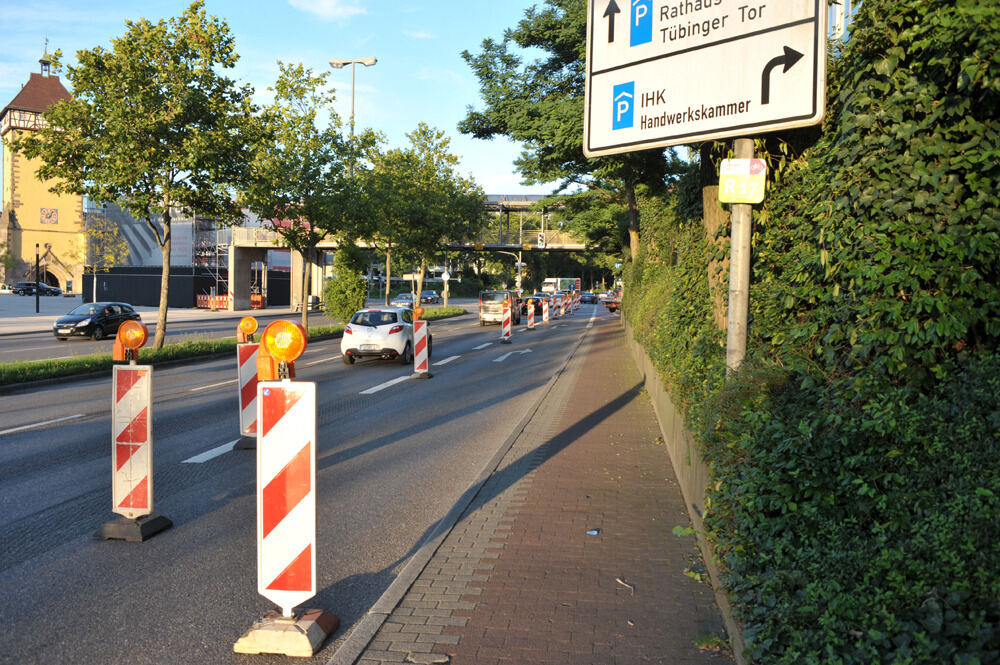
[413, 306, 425, 320]
[238, 316, 258, 343]
[261, 320, 307, 380]
[114, 320, 149, 364]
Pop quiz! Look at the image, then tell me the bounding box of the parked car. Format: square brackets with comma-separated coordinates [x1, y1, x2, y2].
[478, 290, 522, 326]
[340, 306, 431, 365]
[12, 281, 61, 296]
[420, 290, 441, 304]
[390, 293, 415, 308]
[53, 301, 141, 340]
[580, 292, 597, 304]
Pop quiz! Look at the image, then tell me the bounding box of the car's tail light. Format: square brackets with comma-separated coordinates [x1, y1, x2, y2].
[388, 325, 404, 334]
[345, 325, 353, 334]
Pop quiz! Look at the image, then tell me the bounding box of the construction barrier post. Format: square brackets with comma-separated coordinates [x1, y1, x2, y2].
[235, 343, 260, 450]
[542, 298, 550, 324]
[500, 299, 512, 344]
[411, 320, 433, 379]
[94, 363, 172, 541]
[234, 323, 337, 657]
[526, 303, 535, 330]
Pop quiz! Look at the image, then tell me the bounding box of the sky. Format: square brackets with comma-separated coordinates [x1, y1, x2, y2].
[0, 0, 558, 198]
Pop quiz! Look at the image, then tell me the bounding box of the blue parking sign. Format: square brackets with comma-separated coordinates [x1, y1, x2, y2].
[630, 0, 652, 46]
[612, 82, 634, 130]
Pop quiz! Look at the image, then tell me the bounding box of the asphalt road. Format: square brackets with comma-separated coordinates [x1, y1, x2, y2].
[0, 305, 604, 664]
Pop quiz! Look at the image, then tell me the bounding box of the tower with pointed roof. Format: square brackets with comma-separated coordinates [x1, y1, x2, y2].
[0, 54, 85, 291]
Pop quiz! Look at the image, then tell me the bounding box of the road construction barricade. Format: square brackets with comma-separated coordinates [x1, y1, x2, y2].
[500, 299, 512, 344]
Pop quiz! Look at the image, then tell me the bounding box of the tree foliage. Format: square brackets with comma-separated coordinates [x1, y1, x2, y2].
[8, 0, 258, 348]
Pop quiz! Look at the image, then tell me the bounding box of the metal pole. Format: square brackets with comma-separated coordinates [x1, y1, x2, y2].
[726, 138, 754, 377]
[35, 243, 40, 313]
[349, 62, 356, 178]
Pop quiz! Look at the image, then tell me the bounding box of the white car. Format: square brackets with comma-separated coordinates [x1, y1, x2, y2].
[340, 307, 431, 365]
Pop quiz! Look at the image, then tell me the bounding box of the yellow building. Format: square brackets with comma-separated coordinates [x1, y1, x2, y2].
[0, 57, 85, 292]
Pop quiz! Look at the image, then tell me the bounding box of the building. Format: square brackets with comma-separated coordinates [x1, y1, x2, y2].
[0, 56, 85, 292]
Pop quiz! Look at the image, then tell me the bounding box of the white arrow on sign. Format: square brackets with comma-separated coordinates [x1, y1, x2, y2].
[493, 349, 532, 363]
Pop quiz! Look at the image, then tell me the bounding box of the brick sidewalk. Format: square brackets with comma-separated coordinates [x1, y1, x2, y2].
[355, 316, 730, 664]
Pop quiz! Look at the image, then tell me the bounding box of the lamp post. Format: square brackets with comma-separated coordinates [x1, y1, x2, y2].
[329, 56, 377, 177]
[35, 243, 40, 313]
[496, 250, 523, 293]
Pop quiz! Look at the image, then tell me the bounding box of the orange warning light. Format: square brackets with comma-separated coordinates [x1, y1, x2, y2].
[117, 320, 149, 350]
[239, 316, 259, 336]
[261, 320, 308, 363]
[413, 306, 425, 320]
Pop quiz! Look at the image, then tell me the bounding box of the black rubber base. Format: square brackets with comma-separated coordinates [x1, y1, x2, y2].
[234, 435, 257, 450]
[94, 514, 173, 542]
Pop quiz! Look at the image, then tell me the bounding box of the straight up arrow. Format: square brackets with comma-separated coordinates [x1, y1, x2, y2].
[760, 46, 804, 105]
[604, 0, 621, 43]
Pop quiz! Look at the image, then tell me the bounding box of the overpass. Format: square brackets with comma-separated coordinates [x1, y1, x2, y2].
[224, 194, 587, 310]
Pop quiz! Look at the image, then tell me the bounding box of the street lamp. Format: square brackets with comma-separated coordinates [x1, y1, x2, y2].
[496, 250, 524, 292]
[328, 56, 377, 140]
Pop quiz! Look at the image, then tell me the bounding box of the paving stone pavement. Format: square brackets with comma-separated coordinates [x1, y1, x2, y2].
[354, 315, 731, 664]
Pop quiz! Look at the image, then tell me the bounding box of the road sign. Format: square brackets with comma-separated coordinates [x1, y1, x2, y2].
[719, 158, 767, 203]
[584, 0, 826, 156]
[112, 365, 153, 519]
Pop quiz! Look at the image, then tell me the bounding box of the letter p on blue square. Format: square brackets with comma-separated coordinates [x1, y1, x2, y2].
[631, 0, 652, 46]
[613, 82, 635, 130]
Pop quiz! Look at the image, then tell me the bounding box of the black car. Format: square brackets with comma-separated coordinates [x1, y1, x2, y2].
[53, 301, 141, 341]
[12, 281, 61, 296]
[420, 290, 441, 304]
[580, 292, 597, 304]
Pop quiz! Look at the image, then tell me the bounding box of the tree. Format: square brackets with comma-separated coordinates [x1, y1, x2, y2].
[358, 123, 486, 305]
[322, 245, 368, 324]
[240, 61, 373, 330]
[83, 211, 129, 302]
[9, 1, 259, 348]
[459, 0, 683, 260]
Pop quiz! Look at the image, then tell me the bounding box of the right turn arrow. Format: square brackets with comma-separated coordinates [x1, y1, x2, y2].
[760, 45, 804, 105]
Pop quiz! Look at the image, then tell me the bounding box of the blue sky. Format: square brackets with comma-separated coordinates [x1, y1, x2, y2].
[0, 0, 557, 197]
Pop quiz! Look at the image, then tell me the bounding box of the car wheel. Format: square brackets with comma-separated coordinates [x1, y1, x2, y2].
[92, 326, 105, 341]
[56, 337, 67, 341]
[480, 319, 486, 327]
[343, 353, 355, 365]
[399, 342, 412, 365]
[428, 336, 433, 359]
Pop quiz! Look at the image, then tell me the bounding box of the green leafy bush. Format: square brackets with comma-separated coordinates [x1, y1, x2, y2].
[623, 1, 1000, 662]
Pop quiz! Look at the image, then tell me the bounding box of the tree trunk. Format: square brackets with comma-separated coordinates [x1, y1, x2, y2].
[626, 184, 640, 262]
[416, 257, 427, 308]
[153, 212, 171, 350]
[384, 246, 392, 305]
[300, 247, 310, 331]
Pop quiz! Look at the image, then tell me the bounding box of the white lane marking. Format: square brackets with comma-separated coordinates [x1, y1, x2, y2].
[360, 375, 410, 395]
[305, 355, 340, 366]
[0, 413, 86, 437]
[182, 439, 239, 464]
[473, 343, 492, 350]
[0, 345, 62, 353]
[493, 349, 532, 363]
[433, 355, 460, 366]
[190, 379, 237, 392]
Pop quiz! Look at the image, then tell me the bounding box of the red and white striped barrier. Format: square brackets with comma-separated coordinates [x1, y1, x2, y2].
[238, 343, 259, 436]
[412, 320, 431, 378]
[257, 382, 317, 618]
[542, 298, 549, 323]
[112, 365, 153, 518]
[560, 297, 567, 318]
[526, 303, 535, 329]
[501, 300, 512, 343]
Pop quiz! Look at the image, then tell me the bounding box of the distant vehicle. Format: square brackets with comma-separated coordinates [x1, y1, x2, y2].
[53, 301, 141, 340]
[580, 292, 597, 304]
[479, 290, 522, 326]
[420, 290, 441, 304]
[390, 293, 415, 308]
[604, 289, 622, 313]
[521, 293, 549, 316]
[541, 277, 581, 294]
[12, 281, 61, 296]
[340, 307, 430, 365]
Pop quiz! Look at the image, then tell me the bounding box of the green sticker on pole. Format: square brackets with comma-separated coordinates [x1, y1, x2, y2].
[719, 158, 767, 204]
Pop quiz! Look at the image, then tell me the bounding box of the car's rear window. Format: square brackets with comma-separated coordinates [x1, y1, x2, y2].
[352, 311, 398, 326]
[481, 293, 505, 302]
